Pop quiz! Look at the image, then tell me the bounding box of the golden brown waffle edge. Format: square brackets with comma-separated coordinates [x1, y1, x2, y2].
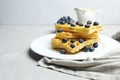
[52, 37, 100, 54]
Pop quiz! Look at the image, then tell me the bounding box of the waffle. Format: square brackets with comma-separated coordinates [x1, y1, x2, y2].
[56, 31, 98, 39]
[52, 37, 100, 54]
[52, 16, 103, 54]
[55, 23, 103, 34]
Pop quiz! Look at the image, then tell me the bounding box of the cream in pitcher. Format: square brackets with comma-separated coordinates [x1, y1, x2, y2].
[74, 8, 104, 23]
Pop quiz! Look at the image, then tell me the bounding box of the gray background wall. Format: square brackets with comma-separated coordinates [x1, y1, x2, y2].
[0, 0, 120, 25]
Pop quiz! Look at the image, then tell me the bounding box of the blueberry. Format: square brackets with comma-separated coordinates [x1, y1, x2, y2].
[59, 18, 64, 21]
[76, 21, 83, 26]
[61, 20, 66, 24]
[79, 39, 84, 43]
[79, 23, 83, 26]
[57, 20, 60, 23]
[68, 21, 71, 24]
[62, 16, 67, 20]
[70, 39, 75, 43]
[85, 24, 90, 28]
[70, 43, 75, 48]
[57, 18, 65, 24]
[67, 16, 71, 20]
[93, 42, 98, 48]
[62, 38, 67, 43]
[57, 29, 62, 33]
[71, 23, 75, 27]
[76, 21, 81, 25]
[83, 46, 89, 52]
[57, 19, 62, 24]
[87, 20, 92, 24]
[60, 49, 66, 54]
[62, 16, 67, 23]
[68, 19, 75, 22]
[67, 16, 74, 22]
[89, 47, 95, 52]
[93, 22, 99, 26]
[68, 20, 73, 24]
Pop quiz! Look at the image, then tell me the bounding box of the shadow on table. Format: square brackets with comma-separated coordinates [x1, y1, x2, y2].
[28, 48, 43, 61]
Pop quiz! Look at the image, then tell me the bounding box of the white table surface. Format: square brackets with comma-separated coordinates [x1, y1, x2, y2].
[0, 24, 120, 80]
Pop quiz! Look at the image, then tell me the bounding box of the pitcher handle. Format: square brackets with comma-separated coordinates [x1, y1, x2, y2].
[95, 10, 104, 23]
[95, 10, 104, 16]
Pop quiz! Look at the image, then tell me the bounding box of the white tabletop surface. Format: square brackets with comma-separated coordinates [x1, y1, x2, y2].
[0, 24, 120, 80]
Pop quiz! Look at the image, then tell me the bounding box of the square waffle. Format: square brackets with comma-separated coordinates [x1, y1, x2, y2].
[56, 31, 98, 39]
[51, 16, 103, 54]
[52, 37, 100, 54]
[55, 23, 103, 34]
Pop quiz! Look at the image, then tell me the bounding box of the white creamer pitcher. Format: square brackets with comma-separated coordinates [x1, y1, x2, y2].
[74, 8, 104, 23]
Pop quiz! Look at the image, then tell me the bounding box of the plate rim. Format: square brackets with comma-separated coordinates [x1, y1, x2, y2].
[30, 34, 120, 60]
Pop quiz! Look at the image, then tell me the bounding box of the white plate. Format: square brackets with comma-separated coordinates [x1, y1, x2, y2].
[30, 34, 120, 60]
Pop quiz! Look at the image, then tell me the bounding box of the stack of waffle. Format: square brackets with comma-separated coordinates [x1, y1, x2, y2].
[52, 16, 103, 54]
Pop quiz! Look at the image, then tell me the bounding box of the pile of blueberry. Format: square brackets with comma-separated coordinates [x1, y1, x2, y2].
[60, 42, 98, 54]
[61, 38, 84, 48]
[83, 42, 98, 52]
[56, 16, 99, 28]
[85, 20, 99, 28]
[60, 38, 99, 54]
[57, 16, 75, 27]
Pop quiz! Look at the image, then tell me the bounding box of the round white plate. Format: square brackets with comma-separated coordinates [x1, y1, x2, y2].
[30, 34, 120, 60]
